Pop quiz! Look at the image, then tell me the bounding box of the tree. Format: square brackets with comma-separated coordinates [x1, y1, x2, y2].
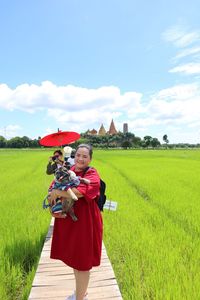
[29, 139, 40, 148]
[0, 136, 6, 148]
[132, 136, 142, 147]
[121, 140, 132, 149]
[21, 136, 31, 147]
[151, 138, 161, 148]
[118, 132, 135, 148]
[163, 134, 169, 146]
[143, 135, 153, 148]
[6, 137, 24, 148]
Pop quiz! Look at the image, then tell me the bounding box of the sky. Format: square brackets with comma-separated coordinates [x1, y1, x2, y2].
[1, 0, 200, 144]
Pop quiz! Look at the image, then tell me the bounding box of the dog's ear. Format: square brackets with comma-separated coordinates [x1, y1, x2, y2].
[63, 161, 70, 170]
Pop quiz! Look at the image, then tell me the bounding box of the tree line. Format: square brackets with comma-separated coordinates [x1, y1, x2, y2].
[80, 132, 161, 148]
[0, 135, 40, 148]
[0, 132, 199, 149]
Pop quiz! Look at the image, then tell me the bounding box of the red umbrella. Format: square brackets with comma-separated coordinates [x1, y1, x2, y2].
[39, 130, 80, 147]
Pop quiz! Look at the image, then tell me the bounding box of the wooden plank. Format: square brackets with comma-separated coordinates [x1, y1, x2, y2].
[28, 219, 123, 300]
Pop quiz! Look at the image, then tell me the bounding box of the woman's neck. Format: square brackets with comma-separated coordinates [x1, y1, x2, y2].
[74, 166, 84, 172]
[74, 166, 89, 172]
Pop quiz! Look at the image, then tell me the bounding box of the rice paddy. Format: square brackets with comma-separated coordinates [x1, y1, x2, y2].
[0, 149, 200, 299]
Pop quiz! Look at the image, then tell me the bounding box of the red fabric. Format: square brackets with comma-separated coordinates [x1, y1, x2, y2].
[50, 166, 103, 271]
[48, 179, 54, 190]
[39, 131, 80, 146]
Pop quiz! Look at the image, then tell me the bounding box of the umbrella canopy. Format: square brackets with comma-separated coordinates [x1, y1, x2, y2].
[39, 131, 80, 147]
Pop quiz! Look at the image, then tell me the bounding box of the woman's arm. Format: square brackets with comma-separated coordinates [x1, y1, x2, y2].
[71, 187, 84, 198]
[46, 162, 57, 175]
[74, 168, 100, 203]
[48, 188, 83, 205]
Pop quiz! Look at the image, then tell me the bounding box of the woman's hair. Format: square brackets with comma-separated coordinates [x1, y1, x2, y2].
[76, 144, 93, 159]
[53, 149, 63, 156]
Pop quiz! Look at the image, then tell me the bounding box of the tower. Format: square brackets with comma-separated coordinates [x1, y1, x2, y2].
[123, 123, 128, 134]
[108, 119, 118, 135]
[98, 124, 106, 135]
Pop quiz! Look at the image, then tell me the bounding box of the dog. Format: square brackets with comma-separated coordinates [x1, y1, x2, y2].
[48, 165, 90, 221]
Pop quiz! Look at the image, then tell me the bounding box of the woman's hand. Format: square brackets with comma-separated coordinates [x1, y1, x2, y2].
[48, 190, 59, 206]
[48, 156, 53, 163]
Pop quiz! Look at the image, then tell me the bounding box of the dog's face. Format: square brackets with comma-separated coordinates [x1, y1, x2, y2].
[55, 167, 70, 183]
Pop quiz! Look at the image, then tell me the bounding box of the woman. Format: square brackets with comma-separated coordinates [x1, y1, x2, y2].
[46, 149, 64, 175]
[49, 144, 103, 300]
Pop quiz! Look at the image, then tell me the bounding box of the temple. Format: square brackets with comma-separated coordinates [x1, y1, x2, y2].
[87, 119, 119, 136]
[98, 124, 106, 135]
[108, 119, 118, 135]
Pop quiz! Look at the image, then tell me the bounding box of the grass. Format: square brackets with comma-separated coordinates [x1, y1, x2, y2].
[0, 149, 51, 300]
[94, 149, 200, 299]
[0, 149, 200, 299]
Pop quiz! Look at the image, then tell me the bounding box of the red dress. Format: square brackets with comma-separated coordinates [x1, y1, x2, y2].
[50, 166, 103, 271]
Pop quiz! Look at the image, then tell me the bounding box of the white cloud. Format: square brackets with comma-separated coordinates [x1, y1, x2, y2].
[1, 81, 200, 143]
[0, 124, 22, 139]
[162, 25, 200, 48]
[161, 25, 200, 140]
[46, 108, 124, 133]
[151, 83, 199, 101]
[126, 117, 159, 131]
[174, 46, 200, 60]
[0, 81, 143, 132]
[162, 128, 200, 144]
[0, 81, 142, 112]
[169, 63, 200, 74]
[175, 32, 200, 48]
[162, 25, 200, 78]
[118, 82, 200, 143]
[147, 83, 200, 126]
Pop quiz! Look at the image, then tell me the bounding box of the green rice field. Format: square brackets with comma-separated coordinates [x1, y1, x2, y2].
[1, 149, 200, 300]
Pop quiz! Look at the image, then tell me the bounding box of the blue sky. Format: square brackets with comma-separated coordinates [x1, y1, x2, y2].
[1, 0, 200, 143]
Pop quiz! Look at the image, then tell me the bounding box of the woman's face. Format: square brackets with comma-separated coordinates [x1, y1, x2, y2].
[74, 147, 91, 171]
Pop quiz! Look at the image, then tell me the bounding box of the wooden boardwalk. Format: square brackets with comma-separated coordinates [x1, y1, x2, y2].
[28, 219, 123, 300]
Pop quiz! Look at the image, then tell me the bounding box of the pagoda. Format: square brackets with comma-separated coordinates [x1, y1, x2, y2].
[98, 124, 106, 136]
[88, 128, 97, 135]
[108, 119, 118, 135]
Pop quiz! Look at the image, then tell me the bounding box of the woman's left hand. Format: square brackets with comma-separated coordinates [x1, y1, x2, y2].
[48, 190, 58, 206]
